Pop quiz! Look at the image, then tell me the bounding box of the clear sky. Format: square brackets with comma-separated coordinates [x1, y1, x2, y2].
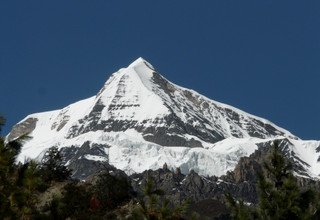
[1, 1, 319, 139]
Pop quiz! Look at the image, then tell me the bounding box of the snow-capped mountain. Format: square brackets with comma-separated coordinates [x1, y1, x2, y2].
[8, 58, 320, 179]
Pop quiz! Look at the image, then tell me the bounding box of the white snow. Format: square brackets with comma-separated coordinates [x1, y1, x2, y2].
[290, 139, 320, 178]
[10, 57, 320, 179]
[84, 154, 108, 162]
[97, 58, 169, 122]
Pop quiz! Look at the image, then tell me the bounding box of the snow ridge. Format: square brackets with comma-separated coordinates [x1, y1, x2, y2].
[8, 57, 320, 179]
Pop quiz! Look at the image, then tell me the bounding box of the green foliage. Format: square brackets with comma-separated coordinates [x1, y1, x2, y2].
[257, 142, 316, 220]
[128, 176, 190, 220]
[227, 141, 319, 220]
[0, 117, 193, 219]
[3, 116, 320, 219]
[0, 120, 47, 219]
[40, 146, 71, 183]
[44, 182, 93, 219]
[0, 116, 5, 134]
[93, 171, 133, 210]
[225, 192, 253, 220]
[43, 172, 134, 219]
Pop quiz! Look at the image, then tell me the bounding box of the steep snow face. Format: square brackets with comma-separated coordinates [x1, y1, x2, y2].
[53, 57, 297, 145]
[8, 57, 320, 179]
[98, 58, 170, 123]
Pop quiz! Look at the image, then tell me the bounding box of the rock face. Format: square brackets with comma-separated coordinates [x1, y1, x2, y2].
[7, 117, 38, 141]
[128, 143, 320, 208]
[59, 142, 110, 180]
[7, 57, 320, 180]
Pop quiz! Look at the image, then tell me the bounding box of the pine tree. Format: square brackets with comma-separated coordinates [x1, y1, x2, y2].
[226, 141, 319, 219]
[0, 116, 5, 134]
[257, 141, 316, 220]
[40, 146, 71, 182]
[225, 192, 253, 220]
[0, 118, 46, 219]
[0, 119, 23, 218]
[93, 171, 133, 210]
[129, 176, 190, 220]
[45, 181, 92, 219]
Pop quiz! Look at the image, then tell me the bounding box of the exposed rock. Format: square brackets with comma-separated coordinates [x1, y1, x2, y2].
[7, 117, 38, 141]
[59, 142, 110, 180]
[10, 58, 319, 194]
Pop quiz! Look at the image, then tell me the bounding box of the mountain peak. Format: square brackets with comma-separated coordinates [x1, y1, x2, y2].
[128, 57, 155, 70]
[128, 57, 146, 66]
[99, 57, 156, 98]
[118, 57, 157, 92]
[10, 58, 319, 181]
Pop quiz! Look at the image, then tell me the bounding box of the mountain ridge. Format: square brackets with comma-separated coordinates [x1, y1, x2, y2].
[8, 57, 320, 180]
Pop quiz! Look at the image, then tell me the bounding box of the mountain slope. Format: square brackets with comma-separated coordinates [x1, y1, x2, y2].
[8, 58, 320, 179]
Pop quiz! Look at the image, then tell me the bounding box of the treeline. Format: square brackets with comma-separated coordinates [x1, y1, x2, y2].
[2, 115, 320, 219]
[226, 142, 320, 220]
[0, 117, 191, 219]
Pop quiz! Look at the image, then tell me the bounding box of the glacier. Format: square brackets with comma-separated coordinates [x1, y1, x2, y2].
[8, 57, 320, 179]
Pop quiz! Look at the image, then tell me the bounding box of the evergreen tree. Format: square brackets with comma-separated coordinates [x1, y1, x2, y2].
[40, 146, 71, 182]
[129, 176, 190, 220]
[93, 171, 133, 210]
[226, 141, 319, 219]
[0, 116, 5, 134]
[257, 141, 316, 219]
[225, 192, 253, 220]
[45, 181, 92, 219]
[0, 118, 46, 219]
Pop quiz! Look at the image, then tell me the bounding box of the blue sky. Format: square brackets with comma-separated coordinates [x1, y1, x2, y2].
[1, 1, 319, 139]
